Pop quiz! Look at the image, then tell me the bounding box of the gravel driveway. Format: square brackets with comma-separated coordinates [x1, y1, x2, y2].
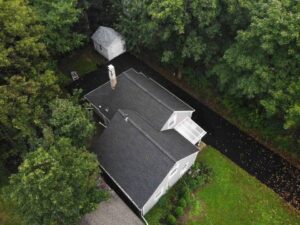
[80, 191, 144, 225]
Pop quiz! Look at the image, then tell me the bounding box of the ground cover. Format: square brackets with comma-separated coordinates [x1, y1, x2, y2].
[146, 147, 300, 225]
[59, 45, 107, 84]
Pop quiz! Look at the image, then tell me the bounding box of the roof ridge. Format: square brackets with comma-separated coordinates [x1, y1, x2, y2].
[148, 77, 194, 111]
[123, 70, 174, 112]
[118, 110, 177, 163]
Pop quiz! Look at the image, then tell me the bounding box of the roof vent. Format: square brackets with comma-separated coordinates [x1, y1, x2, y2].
[108, 64, 117, 90]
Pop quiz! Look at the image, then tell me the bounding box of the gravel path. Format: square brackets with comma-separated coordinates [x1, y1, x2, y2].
[80, 191, 144, 225]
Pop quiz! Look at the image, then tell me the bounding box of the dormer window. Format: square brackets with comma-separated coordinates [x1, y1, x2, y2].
[155, 188, 163, 201]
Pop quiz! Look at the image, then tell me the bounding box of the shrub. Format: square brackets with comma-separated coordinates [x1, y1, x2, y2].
[174, 206, 184, 217]
[178, 199, 187, 208]
[166, 214, 177, 225]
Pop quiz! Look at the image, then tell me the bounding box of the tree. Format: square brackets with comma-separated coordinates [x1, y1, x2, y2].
[49, 98, 95, 148]
[4, 138, 107, 225]
[116, 0, 222, 78]
[0, 0, 48, 77]
[213, 0, 300, 132]
[29, 0, 86, 55]
[0, 71, 60, 160]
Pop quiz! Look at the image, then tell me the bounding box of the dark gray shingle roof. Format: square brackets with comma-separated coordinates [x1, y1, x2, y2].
[85, 68, 193, 130]
[91, 109, 198, 208]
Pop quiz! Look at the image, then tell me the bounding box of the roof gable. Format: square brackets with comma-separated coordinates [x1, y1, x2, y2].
[91, 109, 198, 208]
[91, 26, 123, 47]
[91, 110, 175, 208]
[85, 68, 194, 130]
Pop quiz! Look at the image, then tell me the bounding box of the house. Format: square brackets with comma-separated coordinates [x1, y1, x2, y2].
[91, 26, 126, 60]
[85, 67, 206, 216]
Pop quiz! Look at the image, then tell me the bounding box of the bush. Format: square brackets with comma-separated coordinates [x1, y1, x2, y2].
[178, 199, 187, 208]
[166, 214, 177, 225]
[174, 206, 184, 217]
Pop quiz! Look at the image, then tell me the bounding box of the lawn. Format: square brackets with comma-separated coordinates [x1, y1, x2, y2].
[146, 147, 300, 225]
[59, 44, 107, 84]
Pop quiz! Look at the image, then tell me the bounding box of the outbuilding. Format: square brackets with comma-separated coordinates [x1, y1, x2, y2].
[91, 26, 126, 60]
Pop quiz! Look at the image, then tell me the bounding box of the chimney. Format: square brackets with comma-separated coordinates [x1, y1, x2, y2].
[108, 64, 117, 90]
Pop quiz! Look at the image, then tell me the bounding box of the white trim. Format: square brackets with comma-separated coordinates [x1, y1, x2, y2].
[168, 113, 177, 129]
[180, 162, 190, 176]
[154, 188, 163, 201]
[100, 165, 142, 211]
[169, 164, 178, 178]
[141, 214, 149, 225]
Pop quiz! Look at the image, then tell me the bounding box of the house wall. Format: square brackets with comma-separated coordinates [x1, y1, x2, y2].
[142, 151, 199, 215]
[108, 41, 126, 60]
[161, 111, 194, 131]
[93, 41, 110, 60]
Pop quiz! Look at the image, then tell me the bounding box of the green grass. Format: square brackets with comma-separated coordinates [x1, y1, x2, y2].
[146, 147, 300, 225]
[59, 45, 107, 84]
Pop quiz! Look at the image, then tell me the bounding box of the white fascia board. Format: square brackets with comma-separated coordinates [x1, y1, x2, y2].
[100, 164, 142, 211]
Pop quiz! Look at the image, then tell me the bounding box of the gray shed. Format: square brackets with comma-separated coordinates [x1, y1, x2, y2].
[91, 26, 126, 60]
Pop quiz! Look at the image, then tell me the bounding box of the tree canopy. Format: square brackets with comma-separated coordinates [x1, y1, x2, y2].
[0, 0, 48, 77]
[0, 72, 60, 160]
[4, 138, 107, 225]
[213, 0, 300, 130]
[49, 98, 95, 148]
[29, 0, 86, 55]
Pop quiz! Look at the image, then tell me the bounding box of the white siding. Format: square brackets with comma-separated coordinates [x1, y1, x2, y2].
[142, 151, 199, 215]
[93, 39, 126, 60]
[161, 111, 193, 131]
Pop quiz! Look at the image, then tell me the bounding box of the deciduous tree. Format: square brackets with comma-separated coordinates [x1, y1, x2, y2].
[29, 0, 86, 55]
[4, 138, 107, 225]
[0, 0, 48, 77]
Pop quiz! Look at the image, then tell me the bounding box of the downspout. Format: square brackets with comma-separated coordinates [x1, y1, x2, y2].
[140, 212, 149, 225]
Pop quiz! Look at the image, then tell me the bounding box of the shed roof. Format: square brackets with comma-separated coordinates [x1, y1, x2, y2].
[90, 109, 198, 209]
[85, 68, 194, 130]
[91, 26, 124, 47]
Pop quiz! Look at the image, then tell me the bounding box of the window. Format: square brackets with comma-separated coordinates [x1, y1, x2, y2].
[180, 162, 189, 175]
[168, 114, 177, 128]
[155, 188, 163, 201]
[169, 166, 178, 178]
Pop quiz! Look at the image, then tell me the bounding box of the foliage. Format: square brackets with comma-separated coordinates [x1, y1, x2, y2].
[49, 98, 95, 148]
[213, 0, 300, 133]
[147, 147, 300, 225]
[118, 0, 300, 157]
[0, 72, 60, 160]
[29, 0, 86, 55]
[116, 0, 221, 76]
[4, 138, 107, 225]
[145, 158, 212, 225]
[0, 0, 48, 77]
[0, 71, 95, 160]
[166, 214, 177, 225]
